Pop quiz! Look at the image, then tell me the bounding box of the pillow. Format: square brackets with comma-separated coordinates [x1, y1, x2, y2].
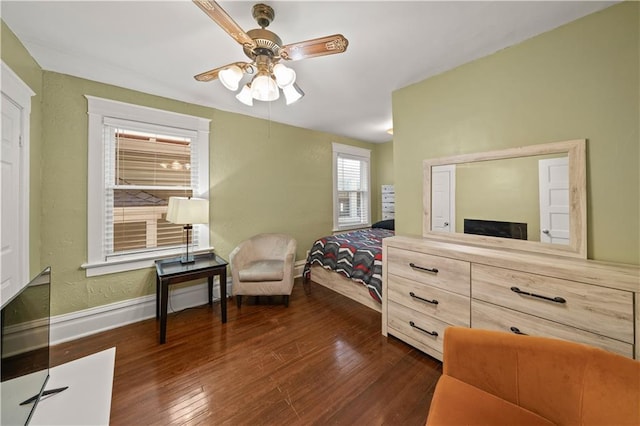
[372, 219, 395, 230]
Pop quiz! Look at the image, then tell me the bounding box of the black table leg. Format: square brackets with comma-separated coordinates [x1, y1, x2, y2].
[208, 276, 213, 305]
[221, 269, 227, 323]
[156, 275, 160, 319]
[160, 279, 169, 344]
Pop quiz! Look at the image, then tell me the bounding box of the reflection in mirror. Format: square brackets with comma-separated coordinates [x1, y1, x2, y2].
[452, 153, 567, 242]
[423, 140, 586, 258]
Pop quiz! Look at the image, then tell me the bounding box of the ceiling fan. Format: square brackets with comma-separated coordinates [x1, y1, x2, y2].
[192, 0, 349, 106]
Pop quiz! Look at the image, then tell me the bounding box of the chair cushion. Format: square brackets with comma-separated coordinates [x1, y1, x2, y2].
[426, 375, 554, 426]
[238, 260, 285, 282]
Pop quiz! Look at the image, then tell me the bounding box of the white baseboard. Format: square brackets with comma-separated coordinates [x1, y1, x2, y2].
[50, 278, 232, 345]
[294, 259, 306, 278]
[51, 261, 308, 345]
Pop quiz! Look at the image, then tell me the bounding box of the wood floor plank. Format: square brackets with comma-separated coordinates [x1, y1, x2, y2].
[50, 278, 442, 425]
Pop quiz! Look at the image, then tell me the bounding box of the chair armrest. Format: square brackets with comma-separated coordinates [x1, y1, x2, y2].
[229, 240, 253, 270]
[284, 239, 297, 267]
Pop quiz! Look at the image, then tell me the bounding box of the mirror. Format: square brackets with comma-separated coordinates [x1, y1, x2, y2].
[423, 139, 586, 258]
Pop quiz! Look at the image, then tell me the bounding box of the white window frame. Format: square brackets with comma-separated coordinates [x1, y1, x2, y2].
[332, 143, 371, 231]
[83, 96, 211, 276]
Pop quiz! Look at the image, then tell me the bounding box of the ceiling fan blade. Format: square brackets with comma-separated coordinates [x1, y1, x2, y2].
[193, 0, 256, 49]
[194, 62, 251, 82]
[280, 34, 349, 61]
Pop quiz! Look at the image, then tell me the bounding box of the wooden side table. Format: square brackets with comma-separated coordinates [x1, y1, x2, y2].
[155, 252, 228, 344]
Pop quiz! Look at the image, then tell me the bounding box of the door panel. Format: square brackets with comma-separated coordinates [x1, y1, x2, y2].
[431, 165, 455, 233]
[539, 157, 569, 244]
[1, 95, 22, 303]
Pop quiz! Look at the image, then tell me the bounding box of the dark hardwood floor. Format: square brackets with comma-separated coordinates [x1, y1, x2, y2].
[51, 278, 442, 425]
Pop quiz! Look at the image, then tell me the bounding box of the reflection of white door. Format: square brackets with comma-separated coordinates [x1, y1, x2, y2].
[1, 62, 33, 306]
[431, 165, 455, 233]
[539, 157, 569, 244]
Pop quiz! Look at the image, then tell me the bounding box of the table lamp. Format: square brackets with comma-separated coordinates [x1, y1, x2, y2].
[166, 196, 209, 264]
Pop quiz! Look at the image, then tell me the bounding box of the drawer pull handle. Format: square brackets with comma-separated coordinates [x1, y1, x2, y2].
[510, 326, 528, 335]
[409, 292, 438, 305]
[409, 321, 438, 337]
[409, 263, 439, 274]
[510, 286, 566, 304]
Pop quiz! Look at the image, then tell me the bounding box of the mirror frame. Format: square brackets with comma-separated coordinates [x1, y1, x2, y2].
[423, 139, 586, 258]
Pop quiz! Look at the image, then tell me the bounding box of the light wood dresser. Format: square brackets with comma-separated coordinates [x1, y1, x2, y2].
[382, 235, 640, 361]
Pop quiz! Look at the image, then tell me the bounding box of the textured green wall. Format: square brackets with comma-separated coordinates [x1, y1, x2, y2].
[41, 73, 378, 315]
[2, 21, 383, 315]
[375, 141, 394, 185]
[1, 21, 43, 277]
[392, 2, 639, 264]
[209, 109, 379, 258]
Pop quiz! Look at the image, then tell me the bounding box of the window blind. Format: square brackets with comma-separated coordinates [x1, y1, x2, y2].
[336, 152, 370, 228]
[103, 125, 198, 258]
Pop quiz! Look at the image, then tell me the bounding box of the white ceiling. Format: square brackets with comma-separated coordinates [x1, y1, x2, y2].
[1, 1, 616, 143]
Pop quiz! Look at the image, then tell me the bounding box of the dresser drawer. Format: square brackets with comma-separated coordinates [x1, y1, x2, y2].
[382, 193, 395, 203]
[472, 264, 634, 343]
[387, 300, 449, 359]
[472, 300, 633, 358]
[388, 273, 470, 327]
[387, 247, 470, 296]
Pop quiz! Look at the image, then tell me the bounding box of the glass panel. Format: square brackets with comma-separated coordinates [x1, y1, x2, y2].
[112, 189, 191, 255]
[108, 129, 196, 256]
[336, 154, 369, 227]
[115, 133, 191, 187]
[337, 157, 360, 190]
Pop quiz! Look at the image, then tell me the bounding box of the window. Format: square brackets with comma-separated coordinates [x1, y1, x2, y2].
[84, 96, 210, 276]
[332, 143, 371, 231]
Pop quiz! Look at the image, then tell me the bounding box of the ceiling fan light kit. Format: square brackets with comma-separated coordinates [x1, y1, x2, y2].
[193, 0, 348, 106]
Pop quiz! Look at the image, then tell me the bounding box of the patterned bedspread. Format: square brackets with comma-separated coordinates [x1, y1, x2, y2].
[303, 228, 395, 303]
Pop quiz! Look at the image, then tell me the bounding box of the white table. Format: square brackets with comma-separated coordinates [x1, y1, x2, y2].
[30, 347, 115, 426]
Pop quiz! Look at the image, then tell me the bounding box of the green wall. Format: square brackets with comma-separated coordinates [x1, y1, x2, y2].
[2, 22, 388, 315]
[374, 141, 394, 187]
[392, 2, 639, 265]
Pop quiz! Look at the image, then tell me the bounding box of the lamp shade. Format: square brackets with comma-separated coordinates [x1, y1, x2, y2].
[236, 84, 253, 106]
[282, 82, 305, 105]
[219, 65, 243, 91]
[251, 74, 279, 101]
[273, 63, 296, 88]
[166, 197, 209, 225]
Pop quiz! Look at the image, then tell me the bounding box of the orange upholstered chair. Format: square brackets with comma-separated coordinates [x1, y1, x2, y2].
[426, 327, 640, 426]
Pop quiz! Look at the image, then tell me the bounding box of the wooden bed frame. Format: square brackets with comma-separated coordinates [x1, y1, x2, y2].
[308, 265, 382, 313]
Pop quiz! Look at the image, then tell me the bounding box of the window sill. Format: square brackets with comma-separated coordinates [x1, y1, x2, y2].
[81, 247, 215, 277]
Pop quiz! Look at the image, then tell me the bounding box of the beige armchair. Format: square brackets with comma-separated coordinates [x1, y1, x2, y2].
[229, 233, 297, 308]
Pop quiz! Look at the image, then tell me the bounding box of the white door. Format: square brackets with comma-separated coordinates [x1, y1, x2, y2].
[1, 62, 33, 306]
[538, 157, 569, 245]
[431, 165, 455, 233]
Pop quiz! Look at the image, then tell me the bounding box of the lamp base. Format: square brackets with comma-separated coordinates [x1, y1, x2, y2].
[181, 225, 195, 264]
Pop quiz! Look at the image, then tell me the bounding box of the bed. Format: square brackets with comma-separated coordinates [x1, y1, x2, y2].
[303, 221, 395, 312]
